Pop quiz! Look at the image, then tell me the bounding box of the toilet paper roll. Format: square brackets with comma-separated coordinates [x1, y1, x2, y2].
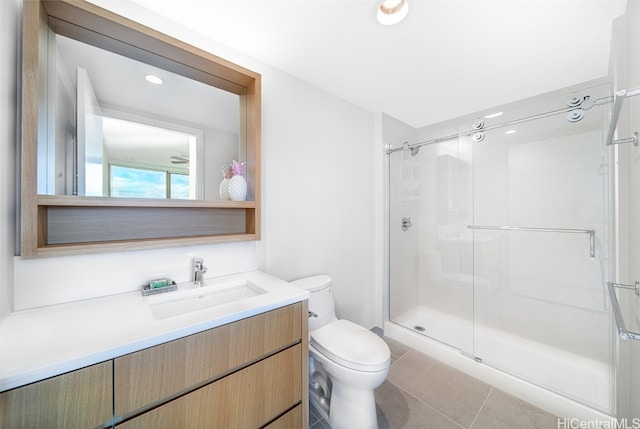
[311, 370, 331, 399]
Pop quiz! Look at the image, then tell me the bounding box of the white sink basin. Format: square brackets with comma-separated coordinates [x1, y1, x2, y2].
[149, 279, 267, 320]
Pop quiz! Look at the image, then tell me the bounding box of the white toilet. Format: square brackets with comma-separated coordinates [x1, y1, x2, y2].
[291, 275, 390, 429]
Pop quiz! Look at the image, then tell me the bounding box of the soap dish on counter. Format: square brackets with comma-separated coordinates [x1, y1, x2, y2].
[141, 280, 177, 296]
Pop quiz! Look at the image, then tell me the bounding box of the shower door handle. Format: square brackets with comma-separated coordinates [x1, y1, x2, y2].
[402, 217, 412, 231]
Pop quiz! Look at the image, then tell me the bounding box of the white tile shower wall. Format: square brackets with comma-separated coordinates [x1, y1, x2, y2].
[384, 113, 419, 320]
[417, 137, 473, 318]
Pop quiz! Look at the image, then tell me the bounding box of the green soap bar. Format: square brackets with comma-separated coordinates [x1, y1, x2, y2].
[149, 279, 170, 289]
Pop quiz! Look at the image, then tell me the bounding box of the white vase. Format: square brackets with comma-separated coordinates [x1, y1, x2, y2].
[228, 175, 247, 201]
[219, 178, 230, 200]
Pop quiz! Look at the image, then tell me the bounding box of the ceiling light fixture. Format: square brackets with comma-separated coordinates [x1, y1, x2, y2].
[377, 0, 409, 26]
[505, 129, 517, 135]
[144, 74, 164, 85]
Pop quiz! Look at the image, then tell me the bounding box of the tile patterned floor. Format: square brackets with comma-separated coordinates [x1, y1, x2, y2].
[309, 336, 559, 429]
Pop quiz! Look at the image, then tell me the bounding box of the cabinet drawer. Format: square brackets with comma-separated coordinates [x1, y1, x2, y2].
[115, 302, 302, 415]
[118, 344, 302, 428]
[264, 404, 303, 429]
[0, 362, 112, 429]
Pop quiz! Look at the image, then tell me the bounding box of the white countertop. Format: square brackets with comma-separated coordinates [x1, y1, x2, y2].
[0, 270, 309, 392]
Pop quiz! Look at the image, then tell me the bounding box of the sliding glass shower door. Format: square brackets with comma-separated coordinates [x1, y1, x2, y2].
[470, 86, 612, 412]
[388, 83, 614, 413]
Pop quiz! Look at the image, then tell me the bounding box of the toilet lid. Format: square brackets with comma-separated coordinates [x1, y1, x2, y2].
[310, 319, 390, 372]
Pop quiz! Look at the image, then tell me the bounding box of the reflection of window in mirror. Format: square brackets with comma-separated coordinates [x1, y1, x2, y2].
[42, 33, 241, 200]
[109, 165, 189, 199]
[102, 115, 200, 199]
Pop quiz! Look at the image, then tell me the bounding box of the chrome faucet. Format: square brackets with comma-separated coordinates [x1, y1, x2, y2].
[194, 258, 207, 286]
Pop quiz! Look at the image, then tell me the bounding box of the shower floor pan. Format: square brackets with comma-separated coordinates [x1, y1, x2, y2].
[392, 306, 610, 414]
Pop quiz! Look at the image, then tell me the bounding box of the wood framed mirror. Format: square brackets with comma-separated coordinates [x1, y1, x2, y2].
[20, 0, 261, 258]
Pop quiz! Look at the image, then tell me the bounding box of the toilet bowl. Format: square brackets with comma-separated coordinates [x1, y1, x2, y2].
[291, 275, 390, 429]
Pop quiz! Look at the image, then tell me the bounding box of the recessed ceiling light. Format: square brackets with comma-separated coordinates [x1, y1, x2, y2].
[485, 111, 503, 118]
[505, 129, 517, 134]
[144, 74, 164, 85]
[377, 0, 409, 26]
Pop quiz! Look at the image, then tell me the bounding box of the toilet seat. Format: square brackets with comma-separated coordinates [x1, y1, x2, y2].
[310, 319, 390, 372]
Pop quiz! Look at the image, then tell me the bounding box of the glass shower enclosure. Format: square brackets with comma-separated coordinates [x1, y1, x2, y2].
[387, 82, 614, 414]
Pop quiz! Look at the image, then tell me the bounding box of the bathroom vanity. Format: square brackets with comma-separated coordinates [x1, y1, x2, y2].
[4, 0, 306, 425]
[0, 271, 309, 428]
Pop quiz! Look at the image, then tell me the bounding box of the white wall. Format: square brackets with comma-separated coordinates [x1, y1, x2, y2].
[3, 0, 378, 328]
[258, 70, 377, 327]
[0, 0, 20, 319]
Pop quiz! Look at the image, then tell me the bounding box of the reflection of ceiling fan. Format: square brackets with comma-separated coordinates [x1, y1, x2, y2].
[170, 155, 189, 164]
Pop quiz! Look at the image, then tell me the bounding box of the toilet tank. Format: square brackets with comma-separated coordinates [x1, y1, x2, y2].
[291, 275, 336, 331]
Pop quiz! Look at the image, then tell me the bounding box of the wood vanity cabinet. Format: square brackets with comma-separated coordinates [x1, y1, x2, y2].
[0, 303, 308, 429]
[118, 345, 302, 428]
[115, 302, 309, 428]
[0, 361, 112, 429]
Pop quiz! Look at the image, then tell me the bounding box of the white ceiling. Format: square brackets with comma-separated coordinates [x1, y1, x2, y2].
[56, 35, 239, 134]
[56, 34, 238, 169]
[123, 0, 628, 129]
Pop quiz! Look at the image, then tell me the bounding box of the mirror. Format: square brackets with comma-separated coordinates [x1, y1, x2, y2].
[40, 32, 241, 200]
[21, 0, 261, 258]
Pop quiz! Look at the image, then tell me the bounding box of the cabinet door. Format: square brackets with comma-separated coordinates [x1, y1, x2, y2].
[118, 344, 302, 429]
[0, 361, 112, 429]
[115, 302, 302, 415]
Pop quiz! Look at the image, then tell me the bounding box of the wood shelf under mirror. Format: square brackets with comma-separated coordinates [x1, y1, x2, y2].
[37, 195, 257, 209]
[30, 196, 258, 258]
[20, 0, 261, 258]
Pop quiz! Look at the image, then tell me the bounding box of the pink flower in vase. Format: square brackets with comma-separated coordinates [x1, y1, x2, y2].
[231, 160, 246, 177]
[221, 164, 233, 179]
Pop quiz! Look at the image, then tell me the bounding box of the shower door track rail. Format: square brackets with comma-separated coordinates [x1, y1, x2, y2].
[466, 225, 595, 258]
[606, 281, 640, 341]
[385, 95, 613, 155]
